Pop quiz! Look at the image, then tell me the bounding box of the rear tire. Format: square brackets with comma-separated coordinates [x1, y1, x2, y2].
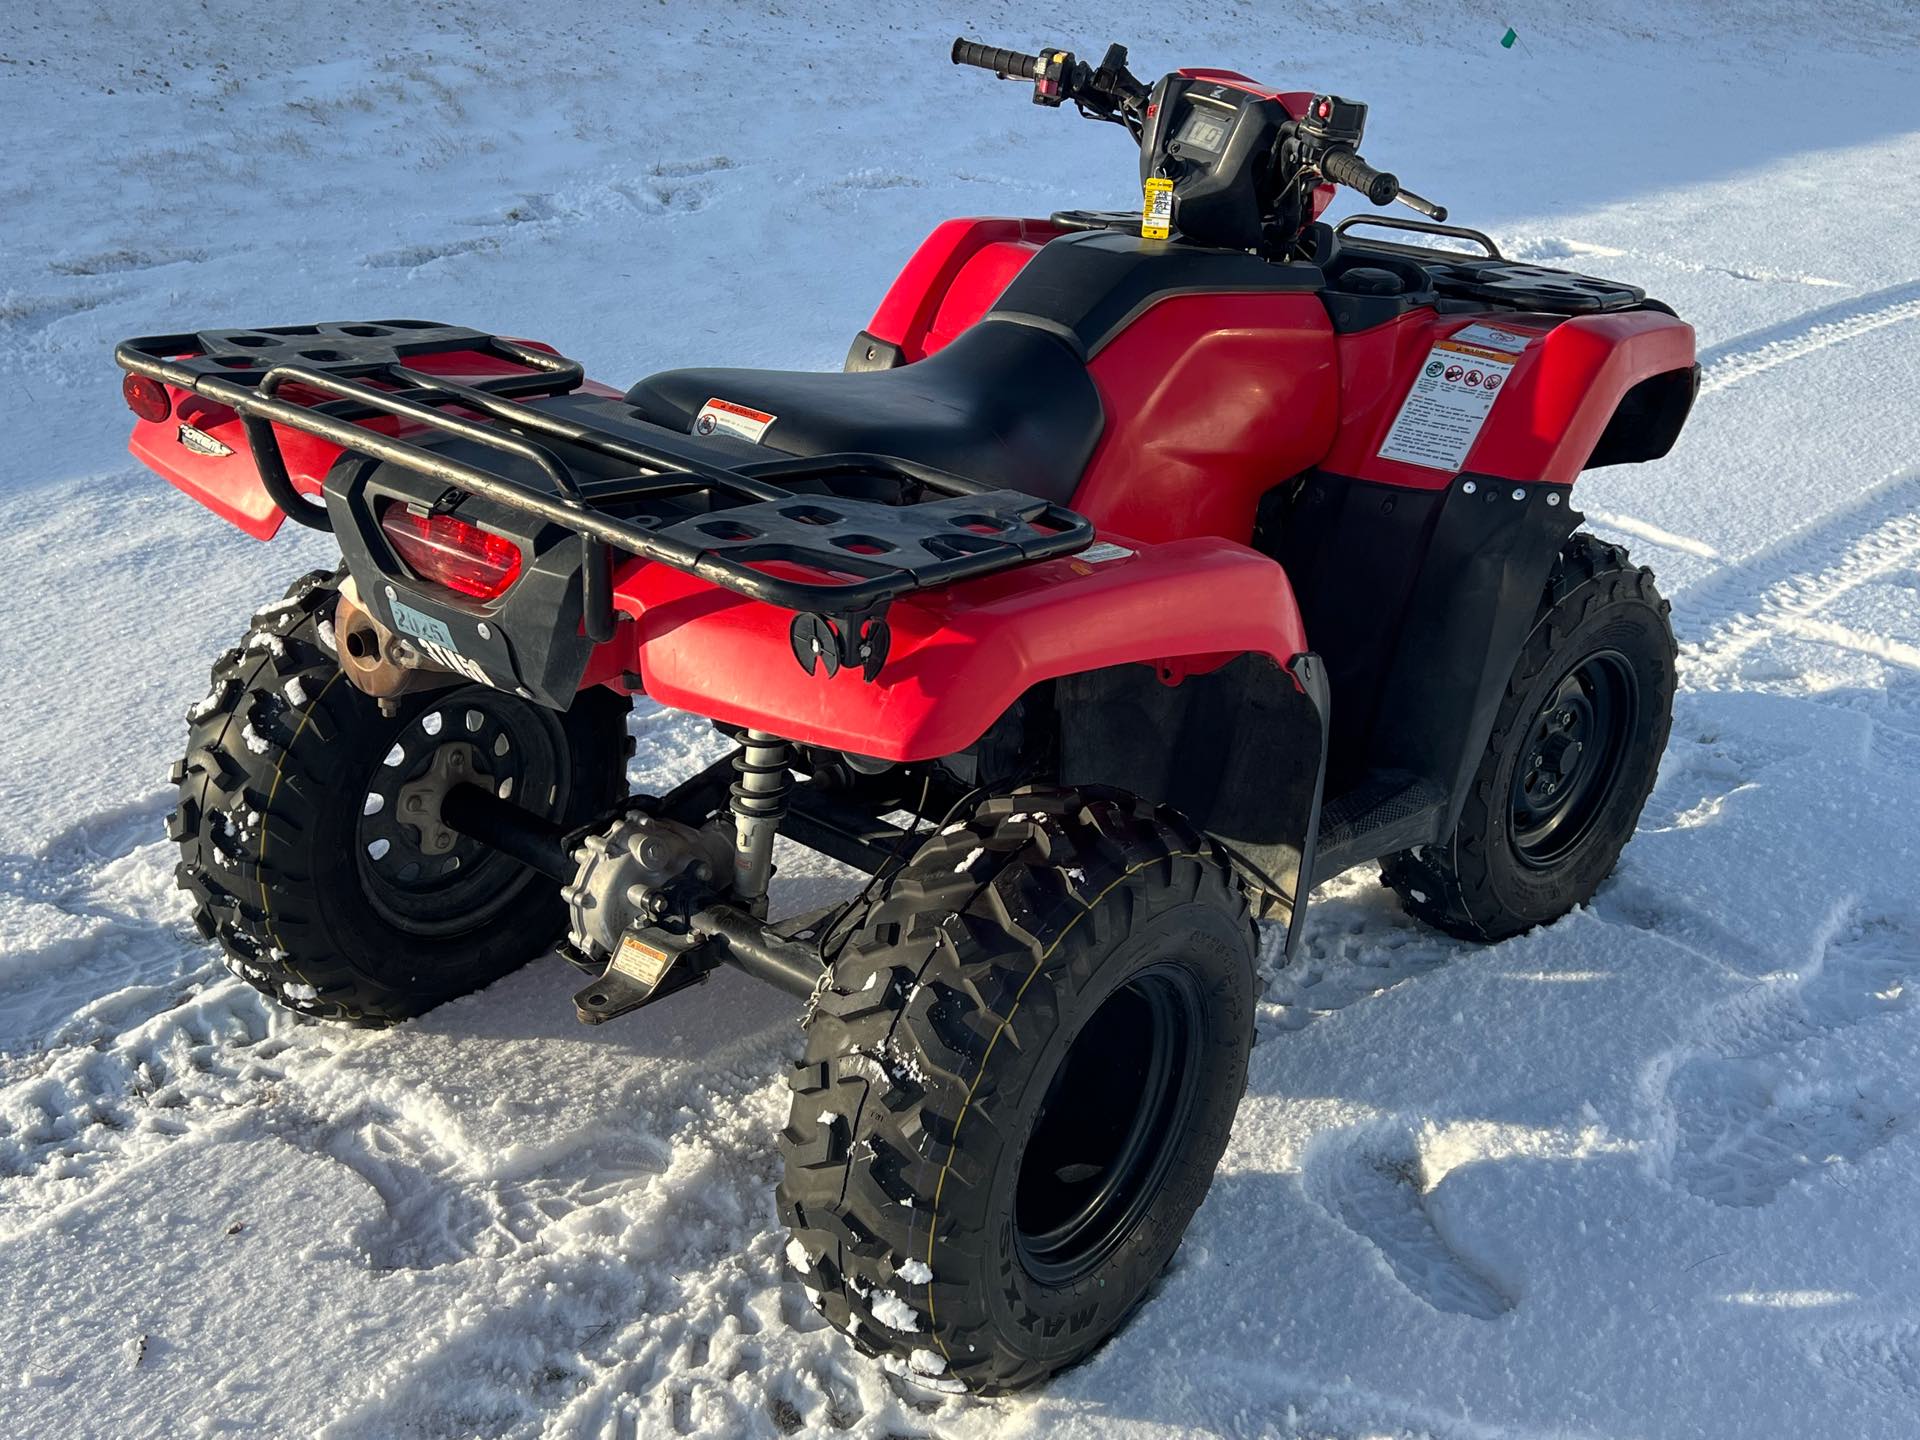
[1382, 533, 1675, 940]
[170, 570, 632, 1025]
[776, 788, 1257, 1394]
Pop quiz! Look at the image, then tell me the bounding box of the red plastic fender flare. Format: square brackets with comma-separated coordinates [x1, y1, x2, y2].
[603, 535, 1310, 762]
[1465, 309, 1697, 486]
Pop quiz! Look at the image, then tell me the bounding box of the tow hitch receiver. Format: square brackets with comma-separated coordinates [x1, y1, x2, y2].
[574, 925, 712, 1023]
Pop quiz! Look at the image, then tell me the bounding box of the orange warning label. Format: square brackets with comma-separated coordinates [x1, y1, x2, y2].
[694, 397, 777, 444]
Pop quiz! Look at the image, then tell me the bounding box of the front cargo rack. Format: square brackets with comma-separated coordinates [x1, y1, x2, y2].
[116, 321, 1094, 671]
[1332, 216, 1655, 315]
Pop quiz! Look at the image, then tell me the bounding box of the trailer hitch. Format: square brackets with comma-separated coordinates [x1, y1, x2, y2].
[570, 904, 827, 1023]
[432, 750, 917, 1024]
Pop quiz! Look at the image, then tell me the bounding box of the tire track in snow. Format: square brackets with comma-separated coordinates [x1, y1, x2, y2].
[1661, 899, 1917, 1208]
[1816, 1322, 1920, 1405]
[1573, 284, 1919, 582]
[1504, 234, 1849, 291]
[1696, 279, 1920, 396]
[1581, 507, 1722, 561]
[1672, 467, 1920, 681]
[1260, 893, 1467, 1033]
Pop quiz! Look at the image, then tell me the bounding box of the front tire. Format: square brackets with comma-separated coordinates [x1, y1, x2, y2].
[1383, 533, 1676, 940]
[170, 570, 632, 1025]
[776, 789, 1258, 1394]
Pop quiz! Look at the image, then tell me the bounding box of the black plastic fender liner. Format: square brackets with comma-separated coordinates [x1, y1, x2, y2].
[1370, 476, 1583, 836]
[1583, 365, 1699, 470]
[1265, 471, 1582, 834]
[1054, 650, 1328, 959]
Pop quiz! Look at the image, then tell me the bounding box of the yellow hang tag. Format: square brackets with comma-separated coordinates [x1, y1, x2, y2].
[1141, 177, 1174, 239]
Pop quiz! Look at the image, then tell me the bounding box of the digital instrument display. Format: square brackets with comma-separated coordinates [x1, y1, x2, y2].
[1177, 107, 1231, 153]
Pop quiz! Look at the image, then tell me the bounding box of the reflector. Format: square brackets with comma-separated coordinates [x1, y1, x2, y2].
[122, 374, 171, 423]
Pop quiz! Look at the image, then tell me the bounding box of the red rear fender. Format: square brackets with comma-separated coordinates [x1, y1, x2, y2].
[606, 535, 1308, 762]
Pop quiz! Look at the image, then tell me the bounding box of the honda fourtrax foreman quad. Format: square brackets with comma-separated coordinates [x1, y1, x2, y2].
[116, 38, 1696, 1393]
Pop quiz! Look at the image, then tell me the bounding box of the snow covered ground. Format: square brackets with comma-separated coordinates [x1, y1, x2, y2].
[4, 2, 1919, 1436]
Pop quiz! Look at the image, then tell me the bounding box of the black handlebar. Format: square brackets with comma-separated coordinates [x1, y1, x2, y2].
[1321, 148, 1399, 207]
[954, 37, 1443, 228]
[951, 39, 1043, 79]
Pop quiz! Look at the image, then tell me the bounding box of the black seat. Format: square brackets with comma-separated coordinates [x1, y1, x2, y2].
[624, 319, 1103, 505]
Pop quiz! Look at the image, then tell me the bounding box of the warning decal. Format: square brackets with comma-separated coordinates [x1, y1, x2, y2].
[694, 397, 777, 444]
[614, 932, 674, 987]
[1376, 328, 1529, 472]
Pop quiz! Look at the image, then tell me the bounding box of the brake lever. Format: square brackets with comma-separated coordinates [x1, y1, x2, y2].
[1395, 189, 1448, 222]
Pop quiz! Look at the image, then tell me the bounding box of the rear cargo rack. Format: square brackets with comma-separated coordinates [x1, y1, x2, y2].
[116, 322, 1093, 669]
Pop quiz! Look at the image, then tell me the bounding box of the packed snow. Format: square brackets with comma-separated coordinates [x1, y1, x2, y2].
[3, 2, 1920, 1436]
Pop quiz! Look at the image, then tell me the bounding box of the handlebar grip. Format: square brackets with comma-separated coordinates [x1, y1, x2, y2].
[951, 38, 1044, 79]
[1322, 148, 1400, 206]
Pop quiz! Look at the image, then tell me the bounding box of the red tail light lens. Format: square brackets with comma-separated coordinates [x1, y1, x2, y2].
[122, 374, 171, 423]
[378, 503, 523, 600]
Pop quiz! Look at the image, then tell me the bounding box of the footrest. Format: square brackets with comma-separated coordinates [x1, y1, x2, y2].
[1312, 769, 1446, 883]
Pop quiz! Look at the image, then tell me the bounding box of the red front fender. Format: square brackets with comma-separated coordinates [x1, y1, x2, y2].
[602, 535, 1308, 761]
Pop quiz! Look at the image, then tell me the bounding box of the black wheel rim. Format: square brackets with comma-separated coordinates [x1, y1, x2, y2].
[354, 691, 568, 935]
[1509, 649, 1639, 869]
[1012, 963, 1205, 1287]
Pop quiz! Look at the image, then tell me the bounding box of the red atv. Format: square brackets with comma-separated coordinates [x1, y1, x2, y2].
[116, 37, 1694, 1393]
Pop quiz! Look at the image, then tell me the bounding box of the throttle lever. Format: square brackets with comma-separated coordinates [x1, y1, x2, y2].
[1395, 189, 1449, 223]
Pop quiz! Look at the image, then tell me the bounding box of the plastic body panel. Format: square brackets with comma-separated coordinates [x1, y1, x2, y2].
[1073, 292, 1338, 543]
[865, 217, 1065, 363]
[606, 535, 1308, 762]
[1322, 308, 1697, 490]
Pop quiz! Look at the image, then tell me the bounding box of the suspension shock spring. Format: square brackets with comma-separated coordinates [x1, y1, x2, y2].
[729, 730, 792, 907]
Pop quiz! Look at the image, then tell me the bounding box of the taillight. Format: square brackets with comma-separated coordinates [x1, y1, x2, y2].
[378, 502, 523, 600]
[122, 374, 171, 423]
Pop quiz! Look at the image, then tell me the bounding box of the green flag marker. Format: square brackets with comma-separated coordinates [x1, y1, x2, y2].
[1501, 26, 1518, 48]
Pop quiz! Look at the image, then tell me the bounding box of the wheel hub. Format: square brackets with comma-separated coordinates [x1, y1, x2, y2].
[1509, 651, 1638, 869]
[393, 742, 488, 856]
[1012, 965, 1205, 1286]
[354, 695, 568, 935]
